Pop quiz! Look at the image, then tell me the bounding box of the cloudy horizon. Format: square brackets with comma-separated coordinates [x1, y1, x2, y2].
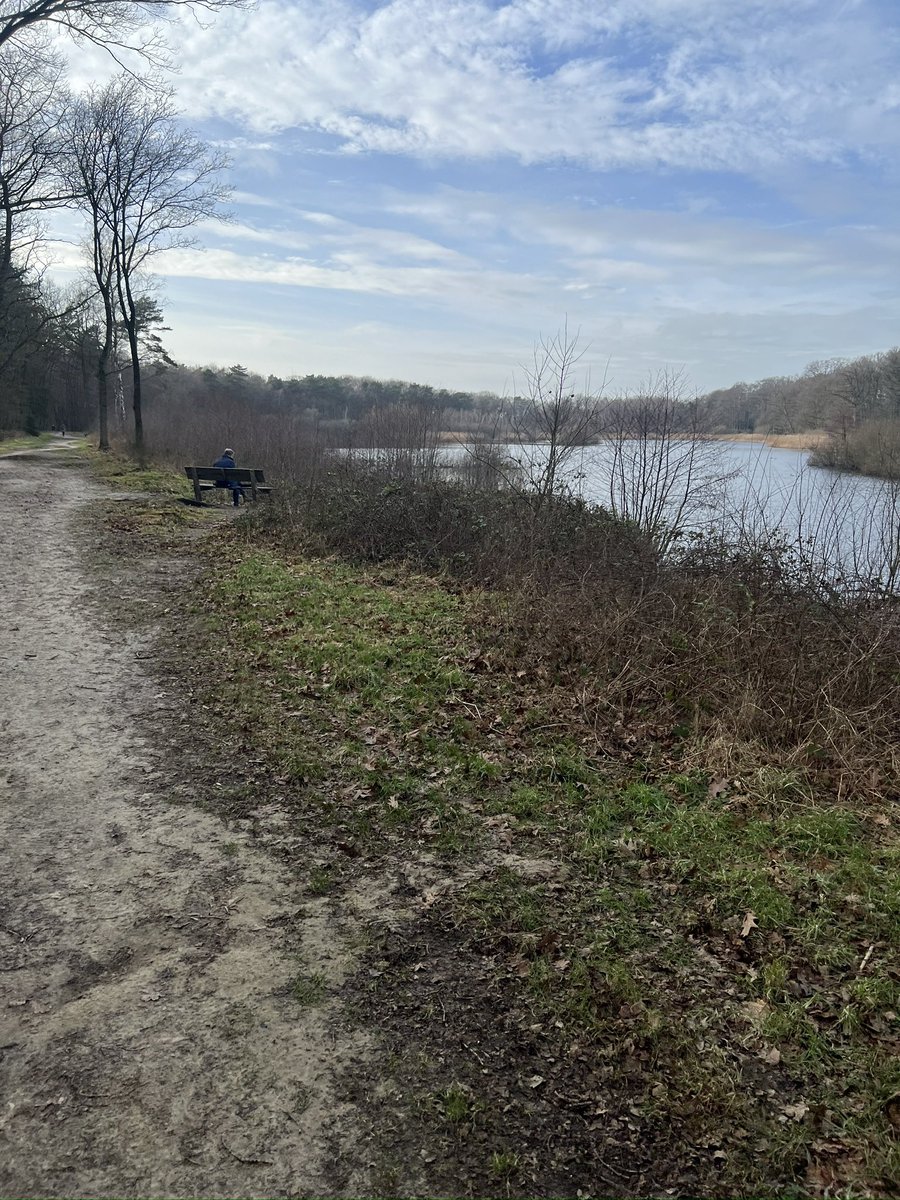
[49, 0, 900, 394]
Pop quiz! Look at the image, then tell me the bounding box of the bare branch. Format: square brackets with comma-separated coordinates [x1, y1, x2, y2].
[505, 322, 607, 509]
[63, 72, 229, 449]
[0, 0, 251, 61]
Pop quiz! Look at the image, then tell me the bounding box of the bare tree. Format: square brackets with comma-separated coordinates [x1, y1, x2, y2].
[0, 41, 69, 327]
[63, 99, 115, 447]
[0, 0, 250, 61]
[836, 356, 882, 426]
[505, 324, 606, 509]
[355, 399, 445, 482]
[65, 73, 228, 450]
[599, 371, 730, 551]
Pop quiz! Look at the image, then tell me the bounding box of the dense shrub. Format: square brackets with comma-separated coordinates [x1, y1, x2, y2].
[244, 459, 657, 590]
[239, 459, 900, 794]
[810, 419, 900, 479]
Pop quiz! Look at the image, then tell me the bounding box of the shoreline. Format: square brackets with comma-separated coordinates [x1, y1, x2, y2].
[708, 430, 828, 451]
[436, 430, 831, 450]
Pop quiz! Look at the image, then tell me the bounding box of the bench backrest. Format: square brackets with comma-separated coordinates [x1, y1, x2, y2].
[184, 467, 266, 483]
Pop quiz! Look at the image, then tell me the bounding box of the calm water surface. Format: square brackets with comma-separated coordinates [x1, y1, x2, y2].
[450, 440, 900, 583]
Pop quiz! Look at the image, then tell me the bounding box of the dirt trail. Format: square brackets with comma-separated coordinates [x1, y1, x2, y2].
[0, 450, 366, 1198]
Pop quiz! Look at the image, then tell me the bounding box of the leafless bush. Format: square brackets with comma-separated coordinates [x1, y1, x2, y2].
[242, 457, 900, 797]
[453, 442, 521, 491]
[350, 400, 444, 482]
[711, 449, 900, 595]
[132, 383, 329, 486]
[597, 372, 732, 551]
[246, 462, 655, 590]
[503, 533, 900, 796]
[810, 417, 900, 479]
[503, 324, 606, 508]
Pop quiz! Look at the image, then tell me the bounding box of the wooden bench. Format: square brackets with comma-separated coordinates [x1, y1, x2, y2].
[184, 466, 272, 504]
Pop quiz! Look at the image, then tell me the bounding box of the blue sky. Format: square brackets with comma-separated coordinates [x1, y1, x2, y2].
[55, 0, 900, 393]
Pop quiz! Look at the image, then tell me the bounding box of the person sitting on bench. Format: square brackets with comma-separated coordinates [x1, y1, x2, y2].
[212, 447, 244, 506]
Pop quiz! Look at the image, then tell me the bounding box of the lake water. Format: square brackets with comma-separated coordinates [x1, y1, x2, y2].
[445, 440, 900, 588]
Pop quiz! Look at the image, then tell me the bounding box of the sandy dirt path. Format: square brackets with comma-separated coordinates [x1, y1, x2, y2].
[0, 450, 365, 1198]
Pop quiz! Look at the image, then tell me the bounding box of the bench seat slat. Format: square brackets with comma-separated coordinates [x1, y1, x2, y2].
[184, 467, 265, 482]
[184, 466, 271, 503]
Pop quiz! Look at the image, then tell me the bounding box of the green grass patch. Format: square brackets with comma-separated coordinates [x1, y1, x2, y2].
[463, 868, 549, 935]
[292, 971, 327, 1007]
[189, 534, 899, 1197]
[307, 865, 335, 895]
[194, 549, 516, 854]
[432, 1082, 484, 1127]
[88, 447, 191, 496]
[0, 432, 55, 453]
[488, 1150, 521, 1181]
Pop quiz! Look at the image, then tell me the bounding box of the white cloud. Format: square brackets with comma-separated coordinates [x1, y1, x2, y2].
[36, 0, 900, 395]
[159, 280, 900, 395]
[382, 184, 891, 288]
[168, 0, 900, 175]
[129, 168, 898, 347]
[154, 244, 547, 314]
[204, 207, 470, 269]
[230, 190, 284, 208]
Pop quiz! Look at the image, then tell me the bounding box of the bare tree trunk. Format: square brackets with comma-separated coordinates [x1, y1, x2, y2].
[96, 293, 113, 451]
[118, 270, 144, 453]
[97, 338, 110, 450]
[127, 322, 143, 452]
[0, 173, 13, 316]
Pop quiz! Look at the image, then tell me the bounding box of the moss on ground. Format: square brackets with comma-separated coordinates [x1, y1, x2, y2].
[0, 432, 56, 453]
[86, 447, 192, 496]
[191, 538, 899, 1197]
[88, 464, 900, 1197]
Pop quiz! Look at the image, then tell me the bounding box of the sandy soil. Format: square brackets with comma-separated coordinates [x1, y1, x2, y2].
[0, 448, 367, 1198]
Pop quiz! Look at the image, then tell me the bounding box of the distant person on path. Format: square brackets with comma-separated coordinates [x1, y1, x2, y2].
[212, 447, 244, 506]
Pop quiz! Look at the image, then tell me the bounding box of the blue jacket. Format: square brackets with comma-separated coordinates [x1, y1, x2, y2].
[213, 454, 241, 490]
